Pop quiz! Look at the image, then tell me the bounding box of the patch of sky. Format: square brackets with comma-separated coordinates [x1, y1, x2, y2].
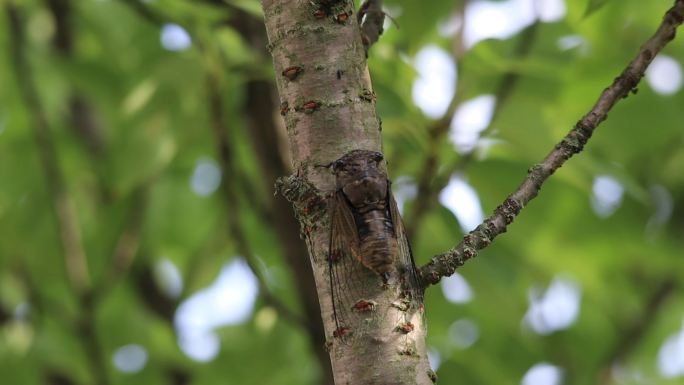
[441, 272, 474, 304]
[591, 175, 624, 218]
[161, 23, 192, 51]
[645, 55, 683, 95]
[174, 259, 258, 362]
[524, 275, 581, 335]
[190, 157, 222, 197]
[521, 362, 563, 385]
[112, 344, 148, 373]
[439, 175, 485, 233]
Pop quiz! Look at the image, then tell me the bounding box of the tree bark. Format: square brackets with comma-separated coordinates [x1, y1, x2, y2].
[263, 1, 432, 384]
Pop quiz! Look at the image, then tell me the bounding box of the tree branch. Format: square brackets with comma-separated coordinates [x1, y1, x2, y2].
[263, 0, 433, 382]
[225, 8, 335, 383]
[118, 0, 165, 25]
[406, 20, 539, 240]
[405, 2, 466, 239]
[6, 2, 91, 294]
[206, 70, 307, 329]
[596, 278, 677, 385]
[97, 187, 149, 296]
[46, 0, 107, 159]
[419, 0, 684, 286]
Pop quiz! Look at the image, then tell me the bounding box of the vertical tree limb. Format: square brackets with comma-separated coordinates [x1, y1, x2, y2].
[263, 1, 432, 383]
[6, 0, 91, 296]
[225, 8, 335, 383]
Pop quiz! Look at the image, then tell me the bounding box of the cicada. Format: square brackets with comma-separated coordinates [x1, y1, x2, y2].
[323, 149, 423, 342]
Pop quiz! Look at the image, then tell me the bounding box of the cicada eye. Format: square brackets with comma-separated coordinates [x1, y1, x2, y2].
[332, 160, 344, 173]
[372, 152, 384, 163]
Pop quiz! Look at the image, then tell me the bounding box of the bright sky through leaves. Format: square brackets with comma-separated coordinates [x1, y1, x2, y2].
[645, 55, 683, 95]
[441, 272, 474, 304]
[449, 94, 496, 153]
[112, 344, 148, 374]
[591, 175, 624, 218]
[524, 275, 582, 335]
[174, 259, 258, 361]
[190, 157, 222, 197]
[161, 23, 192, 51]
[521, 362, 563, 385]
[439, 175, 485, 233]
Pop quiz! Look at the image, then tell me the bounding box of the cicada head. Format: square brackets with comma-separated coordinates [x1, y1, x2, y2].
[331, 150, 387, 207]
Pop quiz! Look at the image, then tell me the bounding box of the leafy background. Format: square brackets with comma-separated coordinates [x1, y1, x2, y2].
[0, 0, 683, 384]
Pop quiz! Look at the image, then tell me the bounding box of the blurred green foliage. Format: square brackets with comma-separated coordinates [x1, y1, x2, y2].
[0, 0, 683, 384]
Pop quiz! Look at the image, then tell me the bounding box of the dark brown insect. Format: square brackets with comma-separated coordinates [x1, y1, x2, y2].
[324, 149, 423, 342]
[330, 150, 397, 281]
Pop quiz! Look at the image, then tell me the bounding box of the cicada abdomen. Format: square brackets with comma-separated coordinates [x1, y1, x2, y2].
[326, 149, 423, 343]
[332, 150, 397, 281]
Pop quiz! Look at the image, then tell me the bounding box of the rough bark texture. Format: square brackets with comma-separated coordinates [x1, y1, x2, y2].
[263, 1, 432, 384]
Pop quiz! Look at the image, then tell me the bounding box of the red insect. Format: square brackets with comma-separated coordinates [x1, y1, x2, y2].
[313, 9, 327, 19]
[302, 100, 319, 112]
[281, 66, 303, 80]
[351, 300, 376, 312]
[333, 327, 350, 338]
[397, 322, 414, 334]
[336, 12, 349, 23]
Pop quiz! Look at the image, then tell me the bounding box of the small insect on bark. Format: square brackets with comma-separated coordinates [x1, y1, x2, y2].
[323, 149, 423, 344]
[281, 66, 303, 81]
[396, 322, 414, 334]
[351, 299, 377, 312]
[333, 326, 350, 339]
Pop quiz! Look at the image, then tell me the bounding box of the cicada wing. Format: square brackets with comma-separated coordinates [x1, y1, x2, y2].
[388, 189, 424, 304]
[328, 191, 376, 343]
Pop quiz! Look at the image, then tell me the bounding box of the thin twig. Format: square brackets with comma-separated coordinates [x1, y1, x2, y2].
[132, 262, 179, 322]
[419, 0, 684, 286]
[6, 2, 91, 294]
[78, 293, 110, 385]
[46, 0, 139, 295]
[119, 0, 274, 223]
[405, 2, 467, 239]
[118, 0, 165, 25]
[96, 187, 149, 296]
[407, 20, 539, 239]
[206, 69, 308, 329]
[596, 278, 677, 385]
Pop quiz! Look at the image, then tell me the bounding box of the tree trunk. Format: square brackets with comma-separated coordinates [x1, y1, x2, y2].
[262, 1, 433, 384]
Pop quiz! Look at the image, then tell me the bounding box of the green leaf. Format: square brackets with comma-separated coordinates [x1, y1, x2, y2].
[585, 0, 614, 17]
